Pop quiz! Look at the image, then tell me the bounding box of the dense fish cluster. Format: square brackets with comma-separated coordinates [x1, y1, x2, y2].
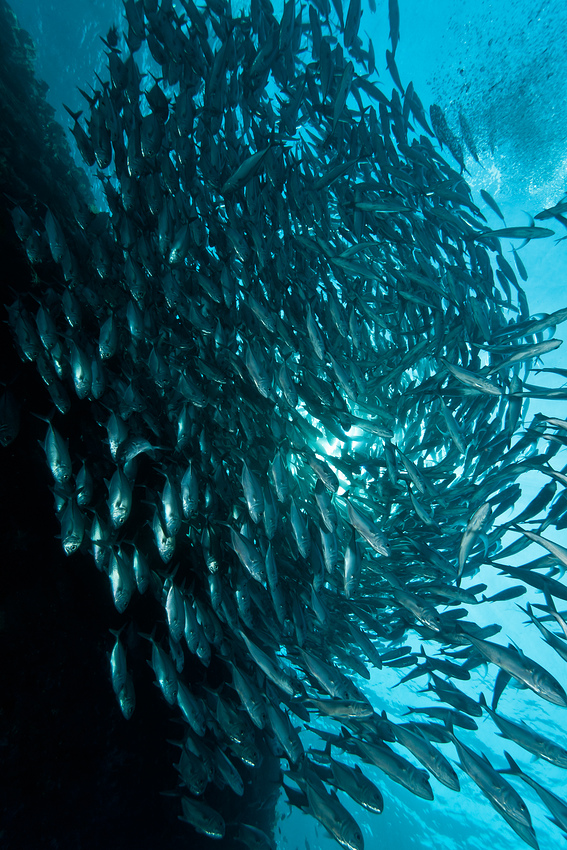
[4, 0, 567, 847]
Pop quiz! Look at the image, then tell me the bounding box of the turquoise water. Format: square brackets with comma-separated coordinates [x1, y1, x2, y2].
[5, 1, 567, 848]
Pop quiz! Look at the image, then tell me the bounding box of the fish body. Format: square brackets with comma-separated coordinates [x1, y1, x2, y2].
[108, 548, 135, 613]
[60, 497, 85, 555]
[161, 473, 182, 537]
[329, 758, 384, 813]
[146, 634, 178, 705]
[43, 423, 72, 484]
[290, 498, 311, 558]
[388, 0, 400, 54]
[466, 634, 567, 707]
[478, 225, 554, 242]
[355, 739, 434, 800]
[391, 720, 460, 791]
[241, 632, 303, 698]
[165, 582, 185, 644]
[480, 694, 567, 767]
[458, 502, 492, 577]
[452, 735, 536, 843]
[503, 751, 567, 835]
[242, 460, 264, 523]
[230, 528, 265, 584]
[270, 450, 289, 502]
[344, 530, 361, 599]
[181, 461, 199, 518]
[305, 779, 365, 850]
[346, 499, 390, 556]
[178, 796, 225, 839]
[306, 699, 374, 719]
[116, 670, 135, 720]
[110, 629, 128, 695]
[107, 468, 132, 529]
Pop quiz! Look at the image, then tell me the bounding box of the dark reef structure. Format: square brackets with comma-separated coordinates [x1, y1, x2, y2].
[2, 0, 567, 848]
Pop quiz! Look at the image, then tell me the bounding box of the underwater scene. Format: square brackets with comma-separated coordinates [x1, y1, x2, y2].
[1, 0, 567, 848]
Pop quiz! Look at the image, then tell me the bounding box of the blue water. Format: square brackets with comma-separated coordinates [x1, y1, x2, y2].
[7, 1, 567, 848]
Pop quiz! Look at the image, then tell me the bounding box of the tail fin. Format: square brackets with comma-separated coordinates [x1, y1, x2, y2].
[63, 104, 82, 122]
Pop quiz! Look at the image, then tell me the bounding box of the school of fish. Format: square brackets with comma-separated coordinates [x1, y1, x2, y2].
[4, 0, 567, 847]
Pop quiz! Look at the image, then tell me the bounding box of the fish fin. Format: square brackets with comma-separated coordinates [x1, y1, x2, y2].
[77, 86, 97, 106]
[543, 587, 556, 611]
[492, 668, 511, 710]
[502, 751, 522, 774]
[478, 531, 490, 559]
[63, 104, 83, 122]
[139, 626, 157, 643]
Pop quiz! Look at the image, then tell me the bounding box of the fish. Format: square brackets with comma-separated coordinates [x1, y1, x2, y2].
[265, 699, 303, 764]
[441, 359, 504, 396]
[142, 631, 178, 706]
[479, 694, 567, 768]
[426, 673, 483, 717]
[305, 699, 374, 719]
[305, 774, 365, 850]
[480, 189, 505, 222]
[459, 111, 480, 163]
[458, 502, 492, 578]
[236, 824, 275, 850]
[328, 756, 384, 814]
[386, 714, 460, 791]
[59, 497, 85, 555]
[404, 706, 479, 731]
[346, 499, 391, 556]
[178, 795, 225, 839]
[41, 420, 72, 484]
[354, 738, 434, 801]
[464, 633, 567, 707]
[229, 660, 268, 730]
[106, 467, 132, 529]
[429, 104, 465, 171]
[451, 735, 538, 848]
[512, 526, 567, 569]
[501, 752, 567, 836]
[3, 0, 566, 845]
[388, 0, 400, 55]
[109, 627, 128, 696]
[477, 225, 555, 243]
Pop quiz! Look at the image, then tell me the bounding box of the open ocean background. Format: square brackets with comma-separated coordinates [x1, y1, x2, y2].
[3, 1, 567, 848]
